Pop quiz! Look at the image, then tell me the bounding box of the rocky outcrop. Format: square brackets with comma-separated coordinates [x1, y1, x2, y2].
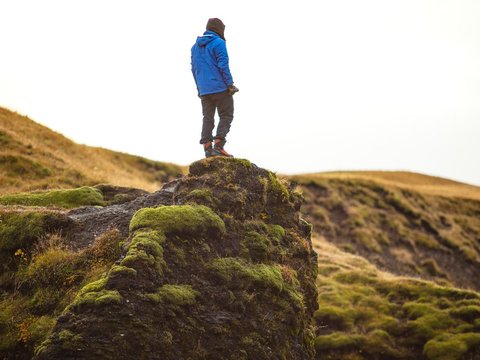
[34, 158, 318, 360]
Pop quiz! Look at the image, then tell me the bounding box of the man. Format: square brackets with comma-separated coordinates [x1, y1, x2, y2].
[191, 18, 239, 158]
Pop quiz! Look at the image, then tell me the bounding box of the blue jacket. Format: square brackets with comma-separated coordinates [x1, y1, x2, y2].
[191, 31, 234, 96]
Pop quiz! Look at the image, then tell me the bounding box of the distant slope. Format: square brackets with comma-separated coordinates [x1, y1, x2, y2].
[292, 172, 480, 291]
[0, 107, 185, 193]
[299, 171, 480, 201]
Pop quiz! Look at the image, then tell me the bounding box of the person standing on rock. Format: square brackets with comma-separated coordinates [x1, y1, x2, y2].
[191, 18, 239, 158]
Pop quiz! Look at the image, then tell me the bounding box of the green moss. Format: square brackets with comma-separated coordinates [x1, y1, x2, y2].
[266, 224, 286, 243]
[449, 305, 480, 322]
[0, 212, 50, 253]
[406, 312, 455, 344]
[267, 172, 290, 202]
[424, 333, 480, 360]
[209, 257, 285, 291]
[52, 329, 83, 351]
[78, 277, 108, 295]
[456, 299, 480, 307]
[120, 230, 166, 275]
[123, 206, 225, 283]
[313, 215, 480, 359]
[314, 305, 354, 330]
[146, 284, 198, 306]
[129, 205, 225, 237]
[333, 270, 377, 286]
[28, 316, 56, 344]
[95, 290, 122, 305]
[244, 221, 285, 244]
[210, 258, 305, 309]
[241, 231, 272, 261]
[314, 332, 364, 352]
[58, 329, 75, 341]
[230, 158, 253, 168]
[184, 189, 214, 206]
[403, 302, 439, 319]
[0, 186, 104, 208]
[69, 289, 122, 310]
[109, 264, 137, 277]
[362, 329, 402, 357]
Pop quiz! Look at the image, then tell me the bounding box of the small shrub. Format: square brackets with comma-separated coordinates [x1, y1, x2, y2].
[83, 229, 122, 265]
[22, 247, 77, 288]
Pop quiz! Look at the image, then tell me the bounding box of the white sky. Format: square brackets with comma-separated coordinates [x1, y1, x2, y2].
[1, 0, 479, 185]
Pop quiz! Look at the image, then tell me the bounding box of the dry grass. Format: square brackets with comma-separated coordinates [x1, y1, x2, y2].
[0, 107, 186, 194]
[294, 171, 480, 201]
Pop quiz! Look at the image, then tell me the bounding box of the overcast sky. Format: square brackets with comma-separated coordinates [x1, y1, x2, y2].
[1, 0, 479, 185]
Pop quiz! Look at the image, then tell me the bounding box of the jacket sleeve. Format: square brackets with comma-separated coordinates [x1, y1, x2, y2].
[191, 47, 199, 93]
[213, 40, 234, 87]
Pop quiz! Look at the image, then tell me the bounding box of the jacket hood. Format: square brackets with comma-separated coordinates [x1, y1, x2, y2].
[195, 31, 222, 47]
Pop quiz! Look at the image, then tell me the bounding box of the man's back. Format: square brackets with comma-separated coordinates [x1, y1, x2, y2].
[191, 31, 233, 96]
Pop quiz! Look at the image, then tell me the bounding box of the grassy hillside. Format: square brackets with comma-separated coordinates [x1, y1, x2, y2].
[300, 171, 480, 201]
[293, 173, 480, 292]
[0, 107, 185, 193]
[313, 236, 480, 360]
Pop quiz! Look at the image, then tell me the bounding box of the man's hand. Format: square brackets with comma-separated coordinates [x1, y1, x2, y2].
[228, 84, 239, 95]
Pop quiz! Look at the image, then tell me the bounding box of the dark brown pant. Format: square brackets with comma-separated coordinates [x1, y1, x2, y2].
[200, 90, 234, 145]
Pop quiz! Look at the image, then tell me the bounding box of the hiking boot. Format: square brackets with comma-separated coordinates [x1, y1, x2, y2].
[210, 147, 233, 157]
[203, 142, 213, 158]
[212, 139, 233, 157]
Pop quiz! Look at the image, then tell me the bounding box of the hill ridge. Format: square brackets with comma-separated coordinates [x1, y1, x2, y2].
[0, 107, 185, 193]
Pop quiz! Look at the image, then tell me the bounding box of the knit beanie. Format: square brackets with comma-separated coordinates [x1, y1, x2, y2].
[206, 18, 226, 40]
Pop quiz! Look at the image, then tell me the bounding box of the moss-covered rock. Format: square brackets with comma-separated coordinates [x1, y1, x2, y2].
[0, 186, 104, 208]
[130, 204, 225, 237]
[35, 158, 317, 360]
